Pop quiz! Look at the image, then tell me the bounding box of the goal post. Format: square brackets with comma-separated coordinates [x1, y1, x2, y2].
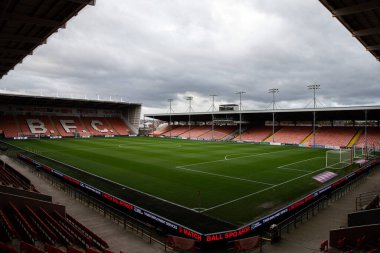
[325, 149, 352, 169]
[352, 145, 365, 159]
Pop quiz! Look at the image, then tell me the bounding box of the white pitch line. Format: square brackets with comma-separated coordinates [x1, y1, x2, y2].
[178, 148, 294, 169]
[175, 166, 275, 186]
[279, 167, 310, 172]
[224, 153, 252, 160]
[277, 156, 324, 169]
[8, 142, 196, 212]
[200, 165, 330, 213]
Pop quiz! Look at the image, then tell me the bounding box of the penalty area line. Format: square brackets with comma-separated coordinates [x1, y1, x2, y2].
[179, 148, 294, 169]
[175, 166, 275, 186]
[200, 165, 330, 213]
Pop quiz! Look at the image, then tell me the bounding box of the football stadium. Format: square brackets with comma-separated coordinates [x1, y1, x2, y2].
[1, 0, 380, 253]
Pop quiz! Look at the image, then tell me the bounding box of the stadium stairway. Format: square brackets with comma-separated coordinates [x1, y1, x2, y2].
[347, 129, 363, 147]
[301, 129, 315, 144]
[224, 127, 248, 141]
[263, 128, 279, 142]
[269, 126, 312, 144]
[234, 126, 273, 142]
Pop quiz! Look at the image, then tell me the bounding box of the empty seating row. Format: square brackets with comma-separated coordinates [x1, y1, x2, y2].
[53, 211, 92, 248]
[0, 209, 16, 241]
[0, 160, 33, 191]
[162, 126, 190, 137]
[355, 128, 380, 148]
[0, 202, 109, 252]
[0, 116, 20, 138]
[305, 127, 358, 147]
[198, 126, 236, 140]
[151, 125, 171, 136]
[234, 126, 273, 142]
[65, 213, 109, 250]
[271, 126, 312, 144]
[0, 161, 110, 253]
[25, 205, 57, 245]
[0, 115, 130, 138]
[178, 126, 211, 139]
[152, 125, 380, 147]
[106, 118, 129, 135]
[9, 202, 37, 244]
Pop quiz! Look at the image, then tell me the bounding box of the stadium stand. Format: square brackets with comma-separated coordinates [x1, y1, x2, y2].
[17, 116, 59, 137]
[162, 125, 190, 137]
[355, 128, 380, 148]
[271, 126, 312, 144]
[0, 116, 20, 138]
[305, 127, 358, 147]
[0, 161, 33, 191]
[105, 118, 130, 136]
[0, 159, 109, 252]
[198, 126, 236, 140]
[0, 115, 130, 138]
[178, 126, 211, 139]
[51, 116, 90, 137]
[81, 117, 116, 136]
[234, 126, 273, 142]
[151, 125, 172, 136]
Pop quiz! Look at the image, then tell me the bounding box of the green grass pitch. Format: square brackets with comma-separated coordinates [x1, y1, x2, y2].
[5, 137, 350, 226]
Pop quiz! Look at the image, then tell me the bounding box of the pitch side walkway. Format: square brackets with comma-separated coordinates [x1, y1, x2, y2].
[1, 155, 167, 253]
[264, 167, 380, 253]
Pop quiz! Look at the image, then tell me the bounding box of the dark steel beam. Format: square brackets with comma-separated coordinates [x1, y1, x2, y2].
[0, 66, 13, 71]
[0, 33, 44, 43]
[332, 0, 380, 17]
[0, 47, 31, 55]
[353, 26, 380, 37]
[0, 58, 20, 64]
[367, 44, 380, 51]
[1, 13, 61, 27]
[66, 0, 95, 5]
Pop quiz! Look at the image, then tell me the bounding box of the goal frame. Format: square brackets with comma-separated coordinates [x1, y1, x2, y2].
[325, 149, 352, 169]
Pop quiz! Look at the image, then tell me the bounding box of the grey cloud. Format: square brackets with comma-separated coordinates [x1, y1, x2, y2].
[1, 0, 379, 113]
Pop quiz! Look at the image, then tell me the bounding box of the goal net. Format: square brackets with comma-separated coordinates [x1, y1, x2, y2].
[352, 146, 365, 159]
[326, 149, 351, 169]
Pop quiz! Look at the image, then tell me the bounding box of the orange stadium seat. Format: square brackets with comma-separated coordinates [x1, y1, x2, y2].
[178, 125, 211, 139]
[355, 128, 380, 148]
[0, 116, 21, 138]
[234, 126, 273, 142]
[198, 126, 236, 140]
[163, 125, 190, 137]
[151, 125, 172, 136]
[106, 118, 129, 135]
[17, 116, 58, 137]
[81, 117, 116, 136]
[50, 116, 90, 137]
[271, 126, 312, 144]
[305, 127, 357, 147]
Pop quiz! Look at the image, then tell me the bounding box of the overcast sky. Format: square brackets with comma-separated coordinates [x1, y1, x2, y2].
[0, 0, 379, 114]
